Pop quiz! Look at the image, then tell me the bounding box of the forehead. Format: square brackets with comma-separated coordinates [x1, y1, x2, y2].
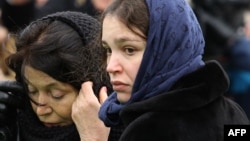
[102, 15, 144, 43]
[102, 16, 130, 33]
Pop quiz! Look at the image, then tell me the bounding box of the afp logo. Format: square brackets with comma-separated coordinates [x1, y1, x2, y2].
[224, 125, 250, 141]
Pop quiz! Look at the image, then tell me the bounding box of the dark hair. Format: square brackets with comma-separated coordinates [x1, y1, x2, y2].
[7, 17, 111, 95]
[99, 0, 149, 62]
[102, 0, 149, 39]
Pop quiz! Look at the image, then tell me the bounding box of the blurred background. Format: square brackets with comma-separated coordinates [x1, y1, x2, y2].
[191, 0, 250, 119]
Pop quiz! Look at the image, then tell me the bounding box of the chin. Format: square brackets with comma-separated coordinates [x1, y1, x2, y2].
[117, 92, 131, 104]
[117, 97, 130, 104]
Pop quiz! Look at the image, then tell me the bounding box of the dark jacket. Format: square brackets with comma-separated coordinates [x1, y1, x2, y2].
[119, 61, 249, 141]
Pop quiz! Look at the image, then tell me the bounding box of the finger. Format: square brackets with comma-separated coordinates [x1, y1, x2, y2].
[81, 81, 99, 99]
[0, 81, 24, 94]
[0, 103, 14, 119]
[81, 81, 93, 91]
[0, 103, 7, 112]
[0, 91, 22, 107]
[99, 86, 108, 104]
[77, 81, 102, 109]
[80, 81, 96, 98]
[0, 91, 9, 102]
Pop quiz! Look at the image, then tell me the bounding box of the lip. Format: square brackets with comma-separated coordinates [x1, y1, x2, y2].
[43, 122, 61, 127]
[111, 81, 128, 91]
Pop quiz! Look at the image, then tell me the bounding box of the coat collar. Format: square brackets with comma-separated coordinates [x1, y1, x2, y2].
[121, 60, 229, 116]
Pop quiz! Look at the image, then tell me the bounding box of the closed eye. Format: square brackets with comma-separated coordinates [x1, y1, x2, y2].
[50, 89, 65, 100]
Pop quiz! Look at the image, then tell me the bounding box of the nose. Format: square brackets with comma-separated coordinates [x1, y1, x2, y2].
[106, 54, 122, 73]
[35, 93, 52, 116]
[36, 105, 52, 116]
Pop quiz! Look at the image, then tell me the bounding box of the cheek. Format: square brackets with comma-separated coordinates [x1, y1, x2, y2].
[53, 96, 77, 118]
[129, 61, 142, 84]
[55, 106, 72, 118]
[30, 102, 37, 113]
[117, 92, 132, 104]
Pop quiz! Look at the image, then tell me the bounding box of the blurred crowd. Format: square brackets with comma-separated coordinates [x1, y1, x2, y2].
[191, 0, 250, 119]
[1, 0, 250, 119]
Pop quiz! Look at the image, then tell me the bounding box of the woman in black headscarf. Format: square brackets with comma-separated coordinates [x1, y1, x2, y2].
[0, 11, 113, 141]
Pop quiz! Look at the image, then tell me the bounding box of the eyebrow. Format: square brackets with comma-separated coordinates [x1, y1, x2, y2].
[26, 80, 58, 89]
[45, 82, 58, 88]
[102, 36, 143, 46]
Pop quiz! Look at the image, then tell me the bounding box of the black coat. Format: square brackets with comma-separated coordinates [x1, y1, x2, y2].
[119, 61, 249, 141]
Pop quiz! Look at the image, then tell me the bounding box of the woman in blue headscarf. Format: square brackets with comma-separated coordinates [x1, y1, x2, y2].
[93, 0, 249, 140]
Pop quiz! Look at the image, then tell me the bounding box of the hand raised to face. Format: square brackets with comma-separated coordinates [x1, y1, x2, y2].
[72, 81, 110, 141]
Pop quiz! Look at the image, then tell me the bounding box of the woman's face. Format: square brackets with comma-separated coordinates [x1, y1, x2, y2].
[102, 15, 146, 103]
[24, 65, 78, 127]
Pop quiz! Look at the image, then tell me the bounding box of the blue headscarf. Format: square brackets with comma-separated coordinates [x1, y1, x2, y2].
[99, 0, 205, 126]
